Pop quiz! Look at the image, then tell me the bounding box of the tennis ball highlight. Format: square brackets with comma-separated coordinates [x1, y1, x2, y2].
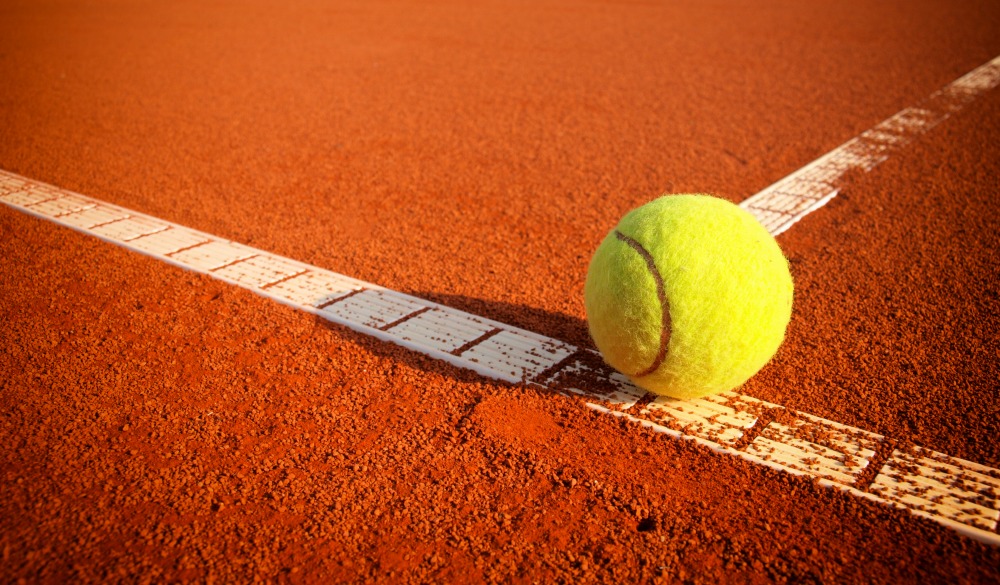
[584, 194, 793, 400]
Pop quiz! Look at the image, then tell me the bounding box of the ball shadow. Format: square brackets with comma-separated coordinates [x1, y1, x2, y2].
[413, 291, 593, 351]
[311, 291, 596, 385]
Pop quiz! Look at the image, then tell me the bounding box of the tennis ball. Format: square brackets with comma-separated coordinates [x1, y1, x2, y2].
[584, 194, 793, 400]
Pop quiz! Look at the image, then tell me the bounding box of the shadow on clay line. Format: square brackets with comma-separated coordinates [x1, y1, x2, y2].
[311, 291, 596, 387]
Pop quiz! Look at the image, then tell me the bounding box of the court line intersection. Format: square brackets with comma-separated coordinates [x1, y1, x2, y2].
[3, 54, 1000, 545]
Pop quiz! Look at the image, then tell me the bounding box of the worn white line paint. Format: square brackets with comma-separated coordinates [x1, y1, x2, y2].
[744, 418, 879, 486]
[870, 448, 1000, 531]
[4, 167, 998, 545]
[641, 393, 763, 447]
[0, 170, 645, 408]
[3, 53, 1000, 546]
[590, 405, 1000, 547]
[739, 54, 1000, 234]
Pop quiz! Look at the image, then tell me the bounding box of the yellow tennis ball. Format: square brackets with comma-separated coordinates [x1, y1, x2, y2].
[584, 194, 793, 399]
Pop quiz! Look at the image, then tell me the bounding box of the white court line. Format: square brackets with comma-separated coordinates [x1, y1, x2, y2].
[3, 52, 1000, 546]
[742, 54, 1000, 235]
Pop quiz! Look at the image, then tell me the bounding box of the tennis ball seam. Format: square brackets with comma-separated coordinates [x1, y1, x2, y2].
[613, 229, 671, 378]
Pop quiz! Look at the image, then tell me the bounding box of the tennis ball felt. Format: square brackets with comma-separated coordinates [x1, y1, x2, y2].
[584, 194, 793, 400]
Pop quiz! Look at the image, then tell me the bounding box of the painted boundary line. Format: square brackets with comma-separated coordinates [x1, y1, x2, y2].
[3, 53, 1000, 545]
[742, 54, 1000, 236]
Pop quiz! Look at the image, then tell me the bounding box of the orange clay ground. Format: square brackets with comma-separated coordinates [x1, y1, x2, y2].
[2, 0, 1000, 582]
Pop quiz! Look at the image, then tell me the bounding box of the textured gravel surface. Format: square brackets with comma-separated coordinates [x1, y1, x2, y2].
[2, 0, 1000, 582]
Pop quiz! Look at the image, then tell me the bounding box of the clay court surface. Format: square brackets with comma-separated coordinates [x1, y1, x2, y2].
[3, 0, 1000, 582]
